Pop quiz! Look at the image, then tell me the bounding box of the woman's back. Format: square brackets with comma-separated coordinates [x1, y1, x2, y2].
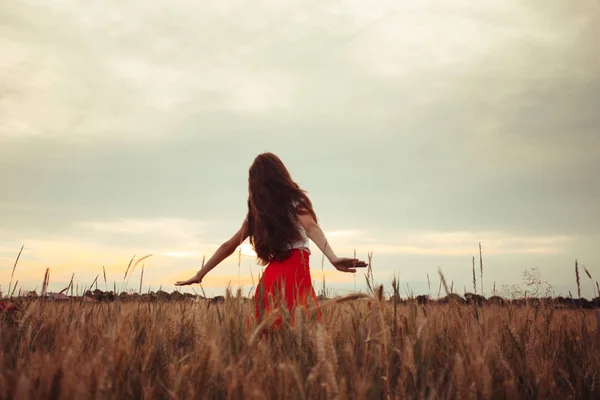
[245, 197, 310, 254]
[246, 153, 318, 265]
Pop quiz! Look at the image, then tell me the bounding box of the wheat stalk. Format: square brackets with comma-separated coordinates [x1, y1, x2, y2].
[427, 273, 431, 297]
[123, 255, 136, 280]
[139, 264, 145, 293]
[575, 260, 581, 298]
[41, 268, 50, 297]
[479, 242, 484, 296]
[129, 254, 153, 278]
[438, 269, 450, 296]
[103, 266, 107, 291]
[10, 280, 19, 298]
[472, 256, 477, 294]
[7, 245, 24, 299]
[59, 274, 75, 295]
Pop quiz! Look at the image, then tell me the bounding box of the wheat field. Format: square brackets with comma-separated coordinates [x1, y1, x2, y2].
[1, 285, 599, 400]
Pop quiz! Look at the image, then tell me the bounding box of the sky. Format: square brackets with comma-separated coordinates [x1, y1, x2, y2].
[1, 0, 599, 299]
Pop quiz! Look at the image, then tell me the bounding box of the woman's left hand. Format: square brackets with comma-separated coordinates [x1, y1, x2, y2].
[331, 257, 368, 273]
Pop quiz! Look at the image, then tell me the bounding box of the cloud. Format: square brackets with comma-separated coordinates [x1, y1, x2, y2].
[324, 230, 362, 239]
[2, 0, 598, 145]
[81, 218, 206, 242]
[238, 243, 256, 257]
[1, 0, 380, 141]
[331, 230, 574, 256]
[0, 225, 589, 297]
[0, 217, 217, 292]
[66, 218, 225, 252]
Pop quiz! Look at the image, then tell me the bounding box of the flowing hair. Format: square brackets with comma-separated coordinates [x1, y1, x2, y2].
[246, 153, 318, 265]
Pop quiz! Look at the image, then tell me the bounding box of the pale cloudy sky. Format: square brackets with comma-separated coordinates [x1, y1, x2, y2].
[1, 0, 599, 298]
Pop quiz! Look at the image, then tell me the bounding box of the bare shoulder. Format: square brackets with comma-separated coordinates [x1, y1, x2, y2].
[297, 210, 317, 230]
[294, 196, 311, 214]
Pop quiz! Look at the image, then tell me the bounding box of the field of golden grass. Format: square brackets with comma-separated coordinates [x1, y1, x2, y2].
[1, 286, 599, 400]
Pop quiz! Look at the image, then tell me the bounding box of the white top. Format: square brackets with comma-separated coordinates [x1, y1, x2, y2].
[288, 199, 310, 253]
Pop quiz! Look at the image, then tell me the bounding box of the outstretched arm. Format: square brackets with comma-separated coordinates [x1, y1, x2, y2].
[297, 212, 368, 273]
[175, 220, 249, 286]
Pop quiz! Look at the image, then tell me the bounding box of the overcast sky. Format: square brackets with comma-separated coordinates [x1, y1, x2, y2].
[1, 0, 599, 298]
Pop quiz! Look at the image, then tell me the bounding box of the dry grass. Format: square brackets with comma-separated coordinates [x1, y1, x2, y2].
[1, 287, 599, 400]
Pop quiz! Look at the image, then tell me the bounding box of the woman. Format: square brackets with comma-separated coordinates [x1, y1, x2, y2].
[175, 152, 367, 327]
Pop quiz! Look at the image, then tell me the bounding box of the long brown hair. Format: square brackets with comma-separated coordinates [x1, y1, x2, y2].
[246, 152, 318, 265]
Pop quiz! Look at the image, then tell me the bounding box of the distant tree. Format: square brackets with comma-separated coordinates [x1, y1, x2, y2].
[500, 267, 554, 299]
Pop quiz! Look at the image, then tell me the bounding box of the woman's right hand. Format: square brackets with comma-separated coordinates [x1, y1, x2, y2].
[331, 257, 368, 273]
[175, 272, 203, 286]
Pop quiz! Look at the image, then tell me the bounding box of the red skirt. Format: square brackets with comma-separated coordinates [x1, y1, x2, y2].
[253, 249, 322, 329]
